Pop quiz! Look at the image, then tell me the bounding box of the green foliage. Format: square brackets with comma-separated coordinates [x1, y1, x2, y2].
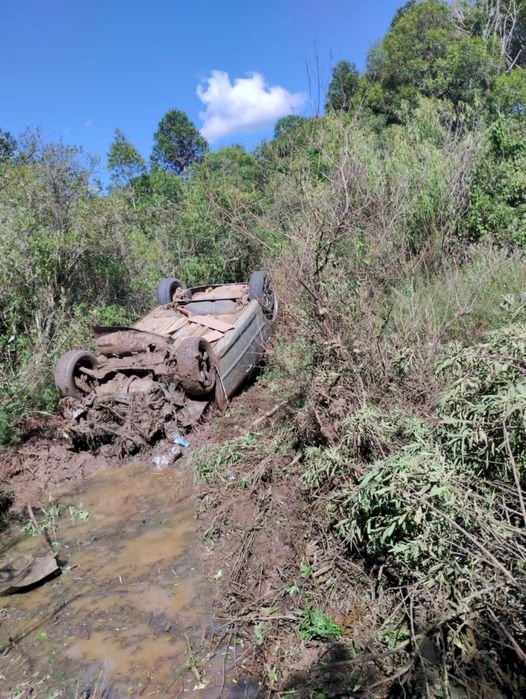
[169, 145, 269, 283]
[107, 128, 146, 188]
[321, 319, 526, 598]
[0, 129, 16, 162]
[151, 109, 208, 175]
[491, 67, 526, 117]
[389, 248, 526, 355]
[0, 138, 172, 443]
[68, 505, 90, 522]
[131, 165, 183, 204]
[325, 60, 359, 113]
[298, 606, 342, 641]
[273, 115, 307, 139]
[366, 0, 457, 117]
[301, 446, 346, 488]
[364, 0, 504, 121]
[436, 324, 526, 478]
[22, 503, 61, 539]
[192, 433, 259, 484]
[337, 440, 455, 571]
[463, 116, 526, 245]
[1, 4, 525, 691]
[254, 621, 271, 646]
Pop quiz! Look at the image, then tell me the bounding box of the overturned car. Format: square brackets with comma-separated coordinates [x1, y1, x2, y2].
[55, 271, 277, 453]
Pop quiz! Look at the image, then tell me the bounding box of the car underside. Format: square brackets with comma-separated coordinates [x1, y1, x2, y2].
[54, 271, 277, 454]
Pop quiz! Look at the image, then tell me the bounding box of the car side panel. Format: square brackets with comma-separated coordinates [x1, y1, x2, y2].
[216, 300, 271, 397]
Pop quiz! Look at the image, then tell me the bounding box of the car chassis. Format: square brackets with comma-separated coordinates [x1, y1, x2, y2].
[55, 271, 277, 453]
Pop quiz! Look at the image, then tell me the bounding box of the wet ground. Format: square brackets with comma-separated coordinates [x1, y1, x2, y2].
[0, 461, 259, 698]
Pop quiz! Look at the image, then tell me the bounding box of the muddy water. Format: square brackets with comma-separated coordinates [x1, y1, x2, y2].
[0, 463, 258, 698]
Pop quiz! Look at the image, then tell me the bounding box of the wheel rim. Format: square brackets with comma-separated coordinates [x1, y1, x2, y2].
[198, 348, 213, 388]
[261, 276, 277, 320]
[74, 360, 97, 394]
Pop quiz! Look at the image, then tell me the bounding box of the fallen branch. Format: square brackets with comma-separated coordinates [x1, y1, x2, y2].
[419, 496, 522, 590]
[502, 418, 526, 528]
[247, 401, 287, 431]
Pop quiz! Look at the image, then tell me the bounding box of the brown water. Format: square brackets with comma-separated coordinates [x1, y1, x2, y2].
[0, 463, 259, 698]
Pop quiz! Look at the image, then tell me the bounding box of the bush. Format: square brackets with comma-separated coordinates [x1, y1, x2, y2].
[437, 323, 526, 479]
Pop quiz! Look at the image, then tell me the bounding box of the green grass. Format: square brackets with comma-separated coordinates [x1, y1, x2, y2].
[191, 433, 260, 484]
[298, 606, 342, 641]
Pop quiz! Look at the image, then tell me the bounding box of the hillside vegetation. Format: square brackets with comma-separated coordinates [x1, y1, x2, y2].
[1, 0, 526, 695]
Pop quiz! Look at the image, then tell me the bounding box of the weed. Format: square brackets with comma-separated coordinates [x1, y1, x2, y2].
[267, 665, 278, 684]
[68, 505, 90, 522]
[381, 623, 410, 649]
[22, 503, 61, 543]
[301, 446, 345, 488]
[192, 433, 259, 484]
[298, 606, 342, 641]
[299, 563, 312, 578]
[254, 621, 271, 646]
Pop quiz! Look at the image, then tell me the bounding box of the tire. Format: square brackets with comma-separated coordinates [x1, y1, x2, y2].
[248, 271, 278, 321]
[156, 277, 182, 305]
[175, 337, 216, 396]
[54, 350, 98, 399]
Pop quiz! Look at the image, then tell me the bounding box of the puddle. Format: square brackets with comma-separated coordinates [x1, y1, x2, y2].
[0, 463, 259, 697]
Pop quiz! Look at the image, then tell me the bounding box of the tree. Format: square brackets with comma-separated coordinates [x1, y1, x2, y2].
[151, 109, 208, 175]
[475, 0, 526, 68]
[0, 129, 17, 163]
[273, 115, 307, 139]
[107, 129, 146, 188]
[390, 0, 417, 28]
[325, 61, 360, 113]
[366, 0, 456, 117]
[365, 0, 506, 120]
[491, 65, 526, 116]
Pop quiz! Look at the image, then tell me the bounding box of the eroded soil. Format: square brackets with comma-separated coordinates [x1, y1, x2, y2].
[191, 384, 384, 697]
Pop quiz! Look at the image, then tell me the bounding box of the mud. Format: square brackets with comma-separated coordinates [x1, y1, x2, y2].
[0, 376, 360, 697]
[0, 408, 206, 514]
[0, 437, 110, 513]
[60, 381, 210, 457]
[0, 461, 260, 697]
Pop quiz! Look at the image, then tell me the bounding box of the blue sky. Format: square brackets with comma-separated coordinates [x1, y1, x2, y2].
[1, 0, 402, 163]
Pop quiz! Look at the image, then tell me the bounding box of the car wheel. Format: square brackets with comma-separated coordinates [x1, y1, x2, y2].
[176, 337, 216, 396]
[248, 271, 278, 321]
[54, 350, 98, 399]
[156, 277, 182, 305]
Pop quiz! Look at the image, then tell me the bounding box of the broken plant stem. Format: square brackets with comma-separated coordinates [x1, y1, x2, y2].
[418, 495, 522, 590]
[27, 504, 55, 557]
[502, 418, 526, 528]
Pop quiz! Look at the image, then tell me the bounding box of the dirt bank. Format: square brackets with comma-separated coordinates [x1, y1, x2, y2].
[189, 380, 399, 697]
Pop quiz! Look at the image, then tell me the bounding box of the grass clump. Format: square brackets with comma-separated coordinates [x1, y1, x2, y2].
[192, 433, 260, 484]
[293, 322, 526, 695]
[298, 606, 342, 642]
[436, 324, 526, 479]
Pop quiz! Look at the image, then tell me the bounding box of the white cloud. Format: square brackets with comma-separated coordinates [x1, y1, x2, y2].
[197, 70, 306, 143]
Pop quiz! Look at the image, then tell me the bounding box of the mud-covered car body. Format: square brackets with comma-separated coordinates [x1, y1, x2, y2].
[134, 281, 274, 399]
[55, 272, 276, 452]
